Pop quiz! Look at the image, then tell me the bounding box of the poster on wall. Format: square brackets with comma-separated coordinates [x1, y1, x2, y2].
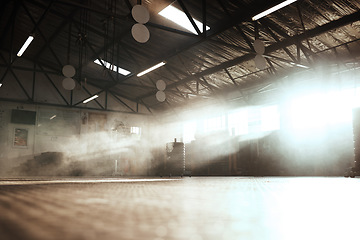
[14, 128, 28, 148]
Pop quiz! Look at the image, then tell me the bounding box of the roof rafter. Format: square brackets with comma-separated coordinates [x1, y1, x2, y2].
[136, 10, 360, 100]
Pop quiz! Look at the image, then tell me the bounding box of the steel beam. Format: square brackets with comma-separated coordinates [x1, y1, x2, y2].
[0, 97, 146, 114]
[20, 0, 58, 63]
[0, 2, 18, 48]
[109, 92, 136, 113]
[0, 64, 59, 75]
[137, 10, 360, 100]
[38, 65, 70, 106]
[225, 68, 237, 85]
[178, 0, 201, 35]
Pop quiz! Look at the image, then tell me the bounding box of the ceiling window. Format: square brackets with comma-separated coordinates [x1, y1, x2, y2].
[94, 59, 131, 76]
[159, 5, 210, 35]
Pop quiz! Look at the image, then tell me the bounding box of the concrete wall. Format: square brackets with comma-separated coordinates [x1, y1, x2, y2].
[0, 101, 151, 176]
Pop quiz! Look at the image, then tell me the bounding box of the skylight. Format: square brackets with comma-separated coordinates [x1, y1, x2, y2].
[159, 5, 210, 35]
[94, 59, 131, 76]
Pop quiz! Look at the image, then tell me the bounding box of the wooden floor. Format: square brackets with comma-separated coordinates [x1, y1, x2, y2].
[0, 176, 359, 240]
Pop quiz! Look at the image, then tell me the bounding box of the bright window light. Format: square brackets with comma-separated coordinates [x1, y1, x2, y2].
[290, 94, 328, 130]
[327, 89, 354, 123]
[252, 0, 297, 21]
[130, 126, 141, 135]
[183, 121, 197, 143]
[353, 87, 360, 108]
[248, 108, 262, 134]
[261, 105, 280, 132]
[228, 110, 248, 136]
[204, 115, 226, 133]
[289, 89, 356, 131]
[159, 5, 210, 35]
[17, 35, 34, 57]
[94, 59, 131, 76]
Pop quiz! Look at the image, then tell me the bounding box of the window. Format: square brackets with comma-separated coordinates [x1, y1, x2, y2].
[204, 115, 226, 133]
[290, 89, 355, 130]
[261, 105, 280, 132]
[159, 5, 210, 35]
[130, 126, 141, 135]
[228, 110, 248, 136]
[183, 121, 197, 143]
[94, 59, 131, 76]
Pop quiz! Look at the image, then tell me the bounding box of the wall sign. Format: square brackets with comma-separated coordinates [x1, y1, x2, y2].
[13, 128, 28, 148]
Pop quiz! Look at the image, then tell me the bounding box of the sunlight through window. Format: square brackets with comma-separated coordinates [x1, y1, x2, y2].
[159, 5, 210, 35]
[204, 115, 226, 133]
[130, 126, 141, 135]
[228, 110, 248, 136]
[261, 105, 280, 132]
[289, 87, 360, 132]
[183, 121, 197, 143]
[94, 59, 131, 76]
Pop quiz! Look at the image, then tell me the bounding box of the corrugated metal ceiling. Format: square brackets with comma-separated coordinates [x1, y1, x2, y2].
[0, 0, 359, 114]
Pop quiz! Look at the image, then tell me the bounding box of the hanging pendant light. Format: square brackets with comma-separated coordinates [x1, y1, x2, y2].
[156, 91, 166, 102]
[131, 4, 150, 43]
[62, 65, 76, 78]
[156, 80, 166, 91]
[131, 23, 150, 43]
[254, 39, 265, 55]
[254, 54, 267, 70]
[62, 77, 76, 90]
[132, 5, 150, 24]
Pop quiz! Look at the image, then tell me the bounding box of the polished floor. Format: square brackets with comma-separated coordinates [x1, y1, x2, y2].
[0, 177, 359, 240]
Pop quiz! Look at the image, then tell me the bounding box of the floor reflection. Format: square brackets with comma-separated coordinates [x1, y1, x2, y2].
[0, 177, 359, 240]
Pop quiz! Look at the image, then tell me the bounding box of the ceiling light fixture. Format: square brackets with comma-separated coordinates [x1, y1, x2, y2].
[137, 62, 166, 77]
[252, 0, 297, 21]
[0, 83, 2, 87]
[83, 95, 99, 104]
[289, 62, 309, 69]
[159, 5, 210, 35]
[17, 35, 34, 57]
[94, 59, 131, 76]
